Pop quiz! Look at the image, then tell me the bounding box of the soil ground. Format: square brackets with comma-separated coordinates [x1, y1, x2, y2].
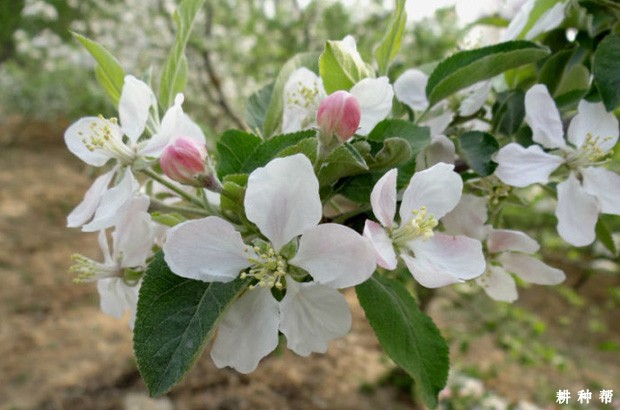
[0, 119, 618, 410]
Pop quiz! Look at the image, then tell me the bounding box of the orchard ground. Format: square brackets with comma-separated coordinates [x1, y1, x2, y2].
[0, 119, 619, 410]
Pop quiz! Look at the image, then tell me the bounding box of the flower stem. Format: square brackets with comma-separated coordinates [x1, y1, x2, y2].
[141, 168, 205, 208]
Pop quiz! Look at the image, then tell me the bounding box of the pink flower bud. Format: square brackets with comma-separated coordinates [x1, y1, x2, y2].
[317, 90, 361, 141]
[160, 137, 209, 187]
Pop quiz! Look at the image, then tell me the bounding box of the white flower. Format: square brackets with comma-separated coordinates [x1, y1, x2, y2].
[502, 0, 569, 41]
[163, 154, 376, 373]
[70, 196, 155, 328]
[494, 84, 620, 246]
[442, 194, 565, 302]
[363, 164, 485, 288]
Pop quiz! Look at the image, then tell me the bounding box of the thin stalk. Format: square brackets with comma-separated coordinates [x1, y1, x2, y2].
[141, 168, 205, 208]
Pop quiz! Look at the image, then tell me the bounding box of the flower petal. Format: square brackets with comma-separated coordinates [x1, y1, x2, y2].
[441, 194, 488, 240]
[501, 0, 533, 40]
[279, 280, 351, 356]
[494, 143, 563, 187]
[290, 223, 376, 289]
[581, 167, 620, 215]
[524, 84, 566, 149]
[498, 253, 565, 285]
[67, 169, 115, 228]
[163, 216, 252, 282]
[423, 106, 453, 136]
[487, 229, 539, 254]
[400, 162, 462, 222]
[524, 2, 567, 40]
[64, 117, 118, 166]
[370, 168, 397, 228]
[393, 69, 429, 111]
[97, 278, 140, 328]
[567, 100, 619, 152]
[245, 154, 321, 251]
[459, 80, 492, 117]
[477, 266, 518, 303]
[556, 174, 600, 246]
[119, 75, 154, 143]
[363, 220, 398, 270]
[211, 288, 279, 374]
[282, 67, 325, 133]
[113, 199, 154, 268]
[403, 234, 485, 288]
[350, 77, 394, 135]
[422, 134, 456, 169]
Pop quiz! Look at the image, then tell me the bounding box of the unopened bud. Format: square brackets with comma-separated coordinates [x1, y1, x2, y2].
[316, 90, 361, 142]
[160, 137, 210, 187]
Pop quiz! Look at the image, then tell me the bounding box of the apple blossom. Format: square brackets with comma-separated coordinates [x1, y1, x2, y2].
[163, 154, 376, 373]
[363, 164, 486, 288]
[316, 90, 361, 141]
[159, 136, 219, 190]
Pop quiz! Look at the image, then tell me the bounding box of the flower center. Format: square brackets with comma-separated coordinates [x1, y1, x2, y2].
[391, 206, 438, 249]
[80, 116, 136, 164]
[70, 253, 120, 283]
[242, 245, 288, 290]
[564, 133, 612, 169]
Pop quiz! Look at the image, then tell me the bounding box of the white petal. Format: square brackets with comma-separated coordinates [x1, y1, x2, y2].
[82, 169, 139, 232]
[487, 229, 539, 254]
[567, 100, 619, 151]
[498, 253, 565, 285]
[119, 75, 154, 143]
[400, 162, 462, 222]
[279, 280, 351, 356]
[282, 67, 325, 133]
[494, 143, 563, 187]
[403, 234, 485, 288]
[290, 224, 376, 289]
[501, 0, 534, 40]
[370, 168, 397, 228]
[459, 80, 492, 117]
[363, 220, 398, 270]
[423, 107, 453, 136]
[97, 277, 139, 324]
[393, 69, 429, 111]
[477, 266, 518, 303]
[245, 154, 321, 251]
[113, 197, 154, 268]
[351, 77, 394, 135]
[64, 117, 118, 166]
[525, 84, 566, 149]
[340, 35, 364, 63]
[423, 134, 456, 168]
[441, 194, 489, 241]
[581, 167, 620, 215]
[163, 216, 252, 282]
[67, 169, 115, 228]
[211, 288, 280, 374]
[524, 2, 567, 40]
[556, 174, 600, 246]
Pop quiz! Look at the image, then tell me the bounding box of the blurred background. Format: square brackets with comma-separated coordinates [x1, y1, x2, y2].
[0, 0, 618, 409]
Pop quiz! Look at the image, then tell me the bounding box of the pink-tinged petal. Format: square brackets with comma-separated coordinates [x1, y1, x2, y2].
[163, 216, 252, 282]
[400, 162, 462, 222]
[524, 2, 567, 40]
[211, 288, 279, 374]
[494, 143, 563, 187]
[487, 229, 539, 254]
[582, 167, 620, 215]
[556, 174, 600, 246]
[82, 169, 139, 232]
[245, 154, 321, 251]
[64, 117, 118, 166]
[567, 100, 619, 152]
[459, 80, 492, 117]
[113, 197, 154, 268]
[67, 169, 115, 228]
[441, 194, 488, 240]
[524, 84, 566, 149]
[370, 168, 397, 228]
[279, 280, 351, 356]
[498, 253, 565, 285]
[363, 220, 397, 270]
[394, 69, 429, 111]
[477, 266, 518, 303]
[403, 234, 485, 288]
[119, 75, 154, 143]
[97, 277, 139, 326]
[282, 68, 325, 133]
[291, 223, 376, 289]
[350, 77, 394, 135]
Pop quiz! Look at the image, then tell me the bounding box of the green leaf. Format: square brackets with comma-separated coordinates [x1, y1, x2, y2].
[593, 33, 620, 111]
[242, 130, 316, 172]
[356, 275, 449, 409]
[151, 212, 186, 227]
[426, 41, 550, 107]
[596, 218, 618, 256]
[245, 82, 274, 135]
[458, 131, 499, 176]
[492, 90, 525, 137]
[277, 137, 318, 164]
[365, 138, 412, 170]
[374, 0, 407, 75]
[318, 142, 368, 186]
[72, 32, 125, 105]
[134, 252, 247, 397]
[555, 64, 590, 106]
[263, 52, 320, 138]
[159, 0, 207, 108]
[216, 130, 262, 178]
[220, 174, 248, 218]
[538, 48, 575, 95]
[319, 40, 374, 94]
[512, 0, 564, 40]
